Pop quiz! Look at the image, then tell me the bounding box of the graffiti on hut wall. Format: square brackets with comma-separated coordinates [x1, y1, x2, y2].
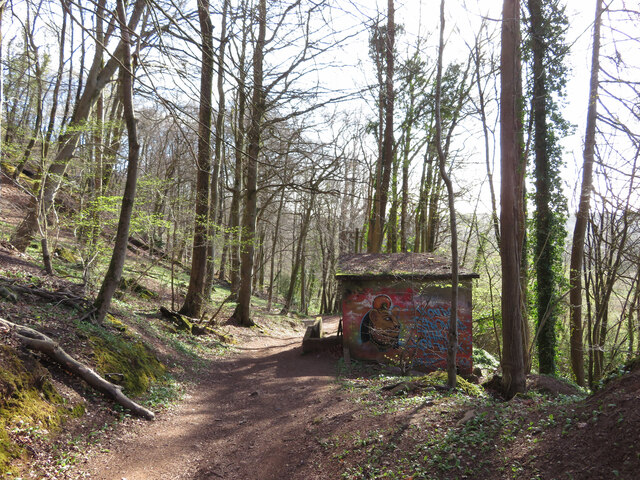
[342, 285, 472, 374]
[360, 295, 401, 350]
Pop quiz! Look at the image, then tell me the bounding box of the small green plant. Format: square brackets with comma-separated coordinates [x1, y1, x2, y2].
[144, 377, 184, 409]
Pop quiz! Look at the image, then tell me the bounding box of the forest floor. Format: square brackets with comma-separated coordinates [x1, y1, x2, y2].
[15, 306, 640, 480]
[63, 317, 348, 480]
[1, 175, 640, 479]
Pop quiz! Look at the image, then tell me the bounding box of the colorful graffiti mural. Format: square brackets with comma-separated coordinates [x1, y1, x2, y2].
[342, 282, 473, 374]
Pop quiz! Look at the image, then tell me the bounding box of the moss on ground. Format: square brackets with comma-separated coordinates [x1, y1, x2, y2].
[89, 332, 166, 396]
[104, 314, 129, 333]
[117, 277, 158, 300]
[418, 371, 486, 397]
[0, 314, 166, 476]
[0, 345, 67, 476]
[53, 245, 80, 264]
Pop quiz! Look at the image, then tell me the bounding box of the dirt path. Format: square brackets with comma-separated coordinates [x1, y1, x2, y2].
[74, 317, 354, 480]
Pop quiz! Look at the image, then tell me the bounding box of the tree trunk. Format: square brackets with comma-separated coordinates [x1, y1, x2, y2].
[281, 194, 316, 315]
[229, 7, 249, 296]
[500, 0, 526, 398]
[299, 246, 307, 315]
[434, 0, 458, 389]
[232, 0, 266, 327]
[386, 153, 400, 253]
[413, 152, 428, 252]
[204, 0, 229, 297]
[41, 4, 67, 161]
[179, 0, 215, 318]
[569, 0, 603, 387]
[367, 0, 395, 253]
[267, 187, 285, 311]
[529, 0, 555, 375]
[425, 156, 442, 253]
[400, 67, 417, 253]
[93, 0, 140, 324]
[473, 36, 500, 247]
[13, 27, 44, 181]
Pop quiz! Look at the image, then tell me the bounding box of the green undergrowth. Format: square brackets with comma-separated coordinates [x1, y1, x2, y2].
[597, 354, 640, 389]
[419, 371, 485, 397]
[338, 361, 485, 402]
[0, 345, 80, 477]
[336, 364, 587, 479]
[389, 393, 585, 479]
[125, 309, 234, 368]
[53, 246, 81, 264]
[472, 347, 500, 372]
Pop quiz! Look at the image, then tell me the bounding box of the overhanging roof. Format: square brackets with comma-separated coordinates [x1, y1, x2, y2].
[336, 253, 479, 280]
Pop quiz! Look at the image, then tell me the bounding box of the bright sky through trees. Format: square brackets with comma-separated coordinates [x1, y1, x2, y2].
[3, 0, 635, 216]
[331, 0, 610, 215]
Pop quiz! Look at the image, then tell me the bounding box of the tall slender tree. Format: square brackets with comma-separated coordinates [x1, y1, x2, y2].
[433, 0, 459, 389]
[179, 0, 215, 318]
[93, 0, 141, 324]
[204, 0, 229, 297]
[527, 0, 569, 375]
[232, 0, 266, 327]
[569, 0, 604, 387]
[367, 0, 395, 253]
[500, 0, 526, 398]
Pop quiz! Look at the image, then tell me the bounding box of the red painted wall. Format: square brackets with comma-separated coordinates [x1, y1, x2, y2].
[341, 280, 473, 374]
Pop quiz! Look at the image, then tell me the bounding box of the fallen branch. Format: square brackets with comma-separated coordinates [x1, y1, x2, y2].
[159, 307, 235, 344]
[0, 317, 155, 420]
[207, 293, 235, 325]
[0, 277, 92, 311]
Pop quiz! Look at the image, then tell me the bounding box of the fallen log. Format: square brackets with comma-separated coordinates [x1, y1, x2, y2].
[0, 317, 155, 420]
[128, 236, 169, 260]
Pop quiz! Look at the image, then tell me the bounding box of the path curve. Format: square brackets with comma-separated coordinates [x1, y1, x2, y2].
[77, 317, 354, 479]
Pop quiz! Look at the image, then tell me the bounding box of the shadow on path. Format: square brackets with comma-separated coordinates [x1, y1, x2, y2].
[78, 316, 356, 480]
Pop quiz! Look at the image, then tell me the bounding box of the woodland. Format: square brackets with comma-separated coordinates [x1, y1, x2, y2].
[0, 0, 639, 478]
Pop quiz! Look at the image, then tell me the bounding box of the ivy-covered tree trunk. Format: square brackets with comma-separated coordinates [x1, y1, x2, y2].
[530, 0, 554, 372]
[528, 0, 569, 375]
[367, 0, 395, 253]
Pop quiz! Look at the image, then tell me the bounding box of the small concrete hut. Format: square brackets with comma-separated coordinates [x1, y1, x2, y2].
[336, 253, 479, 375]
